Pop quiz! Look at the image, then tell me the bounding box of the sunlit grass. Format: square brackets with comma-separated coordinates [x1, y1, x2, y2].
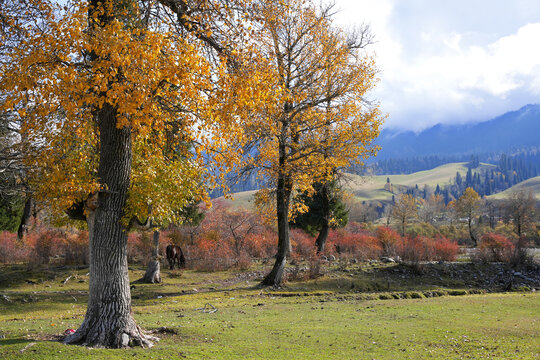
[0, 264, 538, 359]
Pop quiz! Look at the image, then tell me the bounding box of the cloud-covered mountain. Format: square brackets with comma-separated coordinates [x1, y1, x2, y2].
[375, 104, 540, 159]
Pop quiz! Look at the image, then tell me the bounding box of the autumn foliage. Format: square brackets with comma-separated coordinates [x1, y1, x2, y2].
[1, 212, 463, 268]
[477, 233, 514, 262]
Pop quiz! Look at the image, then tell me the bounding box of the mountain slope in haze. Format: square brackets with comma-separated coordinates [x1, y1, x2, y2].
[376, 104, 540, 159]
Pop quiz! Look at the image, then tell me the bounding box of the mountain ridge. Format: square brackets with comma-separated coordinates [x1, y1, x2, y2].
[375, 104, 540, 159]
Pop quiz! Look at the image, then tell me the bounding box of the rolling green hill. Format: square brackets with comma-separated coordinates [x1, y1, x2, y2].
[220, 162, 498, 206]
[345, 162, 495, 202]
[487, 176, 540, 200]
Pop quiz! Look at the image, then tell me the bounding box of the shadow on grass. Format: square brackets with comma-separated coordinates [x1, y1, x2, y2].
[278, 261, 540, 295]
[0, 338, 34, 346]
[0, 264, 88, 290]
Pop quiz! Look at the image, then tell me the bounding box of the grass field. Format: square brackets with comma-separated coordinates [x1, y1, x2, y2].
[1, 263, 538, 359]
[222, 162, 497, 206]
[488, 176, 540, 200]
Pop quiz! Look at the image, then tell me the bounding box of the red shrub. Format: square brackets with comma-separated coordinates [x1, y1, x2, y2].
[477, 233, 514, 262]
[189, 237, 236, 271]
[376, 226, 401, 257]
[432, 236, 459, 261]
[329, 230, 382, 261]
[0, 232, 30, 264]
[398, 235, 459, 263]
[398, 236, 427, 263]
[61, 231, 89, 265]
[290, 229, 316, 258]
[26, 229, 65, 264]
[243, 232, 276, 259]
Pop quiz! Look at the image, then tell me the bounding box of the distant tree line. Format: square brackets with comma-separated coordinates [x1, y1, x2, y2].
[357, 155, 472, 175]
[349, 149, 540, 177]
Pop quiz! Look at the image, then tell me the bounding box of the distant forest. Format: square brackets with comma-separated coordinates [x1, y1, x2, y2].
[393, 151, 540, 203]
[218, 149, 540, 201]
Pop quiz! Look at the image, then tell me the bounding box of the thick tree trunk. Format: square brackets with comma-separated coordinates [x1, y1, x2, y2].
[17, 197, 33, 239]
[64, 104, 156, 348]
[141, 231, 161, 284]
[64, 2, 157, 348]
[262, 134, 292, 287]
[262, 178, 291, 287]
[315, 183, 330, 253]
[315, 223, 329, 254]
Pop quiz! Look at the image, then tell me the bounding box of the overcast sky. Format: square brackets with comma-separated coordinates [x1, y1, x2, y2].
[334, 0, 540, 132]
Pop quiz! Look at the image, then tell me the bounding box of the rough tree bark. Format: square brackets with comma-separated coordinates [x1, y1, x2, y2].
[140, 230, 162, 284]
[17, 197, 34, 239]
[63, 0, 159, 347]
[64, 104, 156, 348]
[262, 136, 292, 287]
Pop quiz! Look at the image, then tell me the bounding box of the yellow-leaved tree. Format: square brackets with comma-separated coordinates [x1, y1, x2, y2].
[0, 0, 274, 348]
[241, 0, 383, 286]
[453, 187, 482, 246]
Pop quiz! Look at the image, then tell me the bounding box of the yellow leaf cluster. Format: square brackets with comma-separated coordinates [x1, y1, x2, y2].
[244, 0, 384, 217]
[0, 0, 275, 223]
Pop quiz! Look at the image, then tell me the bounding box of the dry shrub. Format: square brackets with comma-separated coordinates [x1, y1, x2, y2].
[235, 250, 252, 270]
[398, 235, 459, 263]
[290, 229, 316, 258]
[431, 236, 460, 261]
[307, 251, 324, 279]
[376, 226, 401, 257]
[288, 250, 323, 282]
[476, 233, 514, 263]
[329, 230, 382, 261]
[508, 238, 535, 268]
[62, 231, 89, 265]
[0, 232, 30, 263]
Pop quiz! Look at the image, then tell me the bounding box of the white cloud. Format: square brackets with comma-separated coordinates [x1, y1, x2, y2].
[334, 0, 540, 131]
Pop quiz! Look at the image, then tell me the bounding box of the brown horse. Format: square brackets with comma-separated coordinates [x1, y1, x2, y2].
[166, 244, 186, 269]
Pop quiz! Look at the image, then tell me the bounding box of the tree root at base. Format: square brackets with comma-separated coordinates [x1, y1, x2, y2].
[63, 320, 159, 348]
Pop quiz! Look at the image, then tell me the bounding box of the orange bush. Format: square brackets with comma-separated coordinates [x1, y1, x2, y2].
[397, 236, 426, 263]
[26, 229, 65, 264]
[376, 226, 401, 257]
[432, 236, 459, 261]
[398, 235, 459, 263]
[243, 232, 276, 259]
[477, 233, 514, 262]
[0, 232, 30, 264]
[62, 231, 89, 265]
[189, 237, 236, 271]
[290, 229, 316, 258]
[329, 230, 382, 260]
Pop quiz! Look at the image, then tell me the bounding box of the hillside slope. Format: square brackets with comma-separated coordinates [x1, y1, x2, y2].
[346, 162, 495, 202]
[488, 176, 540, 200]
[222, 162, 496, 205]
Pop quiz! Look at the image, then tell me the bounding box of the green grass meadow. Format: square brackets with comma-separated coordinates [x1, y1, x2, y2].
[0, 264, 539, 359]
[222, 162, 506, 206]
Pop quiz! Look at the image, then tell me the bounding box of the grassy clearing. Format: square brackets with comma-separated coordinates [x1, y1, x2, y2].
[222, 162, 498, 205]
[0, 264, 539, 359]
[488, 176, 540, 200]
